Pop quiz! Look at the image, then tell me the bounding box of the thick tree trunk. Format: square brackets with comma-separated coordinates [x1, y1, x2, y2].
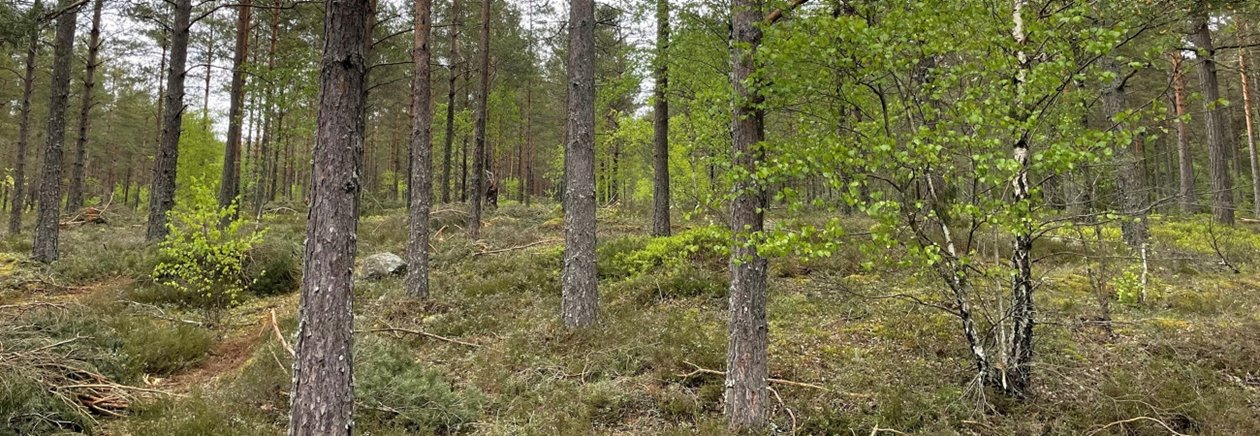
[466, 0, 490, 238]
[652, 0, 671, 236]
[1240, 47, 1260, 219]
[1103, 58, 1149, 247]
[406, 0, 434, 298]
[1171, 52, 1198, 214]
[562, 0, 598, 328]
[219, 0, 252, 215]
[9, 8, 40, 235]
[66, 0, 103, 211]
[286, 0, 371, 432]
[440, 0, 460, 204]
[32, 0, 79, 262]
[1191, 14, 1235, 225]
[146, 0, 192, 241]
[725, 0, 768, 429]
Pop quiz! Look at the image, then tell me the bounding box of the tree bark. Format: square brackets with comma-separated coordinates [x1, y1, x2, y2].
[219, 0, 252, 215]
[406, 0, 434, 298]
[1103, 57, 1149, 247]
[440, 0, 460, 204]
[725, 0, 769, 429]
[651, 0, 671, 236]
[1191, 14, 1235, 225]
[1239, 46, 1260, 219]
[1006, 0, 1035, 396]
[146, 0, 192, 241]
[9, 4, 40, 235]
[466, 0, 490, 238]
[32, 0, 79, 262]
[562, 0, 598, 328]
[1171, 52, 1198, 214]
[65, 0, 103, 211]
[286, 0, 371, 432]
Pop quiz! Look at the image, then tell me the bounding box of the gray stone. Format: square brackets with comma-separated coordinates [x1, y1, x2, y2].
[358, 252, 407, 280]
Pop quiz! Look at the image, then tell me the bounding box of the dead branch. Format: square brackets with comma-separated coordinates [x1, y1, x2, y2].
[676, 361, 864, 396]
[367, 325, 481, 348]
[472, 239, 561, 257]
[270, 309, 296, 356]
[1085, 416, 1190, 436]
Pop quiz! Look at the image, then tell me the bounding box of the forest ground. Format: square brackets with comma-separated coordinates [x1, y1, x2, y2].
[3, 202, 1260, 435]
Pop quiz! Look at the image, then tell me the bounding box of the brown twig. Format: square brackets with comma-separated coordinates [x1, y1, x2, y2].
[270, 309, 295, 356]
[472, 239, 561, 257]
[1085, 416, 1190, 436]
[368, 326, 481, 348]
[677, 361, 862, 395]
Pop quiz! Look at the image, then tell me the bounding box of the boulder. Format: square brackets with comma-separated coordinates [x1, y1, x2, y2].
[358, 253, 407, 280]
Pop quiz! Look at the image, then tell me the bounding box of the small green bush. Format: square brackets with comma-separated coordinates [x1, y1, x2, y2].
[153, 201, 265, 325]
[116, 318, 214, 375]
[356, 337, 482, 433]
[245, 235, 301, 297]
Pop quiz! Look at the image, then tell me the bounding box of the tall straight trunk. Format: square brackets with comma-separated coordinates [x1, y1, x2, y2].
[66, 0, 103, 210]
[562, 0, 597, 328]
[1191, 14, 1235, 225]
[651, 0, 671, 236]
[725, 0, 768, 429]
[219, 0, 252, 214]
[440, 0, 460, 204]
[286, 0, 371, 431]
[523, 77, 533, 206]
[1104, 57, 1149, 247]
[1171, 52, 1198, 213]
[1240, 46, 1260, 218]
[9, 7, 40, 235]
[32, 0, 79, 262]
[146, 0, 192, 241]
[466, 0, 490, 238]
[1006, 0, 1035, 395]
[406, 0, 434, 298]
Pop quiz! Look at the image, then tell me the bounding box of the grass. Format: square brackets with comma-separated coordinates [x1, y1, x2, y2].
[3, 204, 1260, 434]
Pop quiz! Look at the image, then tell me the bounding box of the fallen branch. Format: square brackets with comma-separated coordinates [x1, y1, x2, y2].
[271, 309, 295, 356]
[1085, 416, 1190, 436]
[472, 239, 561, 257]
[677, 361, 863, 395]
[367, 326, 481, 348]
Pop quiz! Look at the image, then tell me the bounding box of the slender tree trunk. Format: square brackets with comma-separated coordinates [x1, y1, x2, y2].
[286, 0, 371, 432]
[1006, 0, 1035, 396]
[32, 0, 79, 262]
[562, 0, 597, 328]
[146, 0, 192, 241]
[651, 0, 671, 236]
[1240, 46, 1260, 218]
[466, 0, 490, 238]
[1191, 14, 1235, 225]
[440, 0, 459, 204]
[1171, 52, 1198, 214]
[219, 0, 252, 215]
[725, 0, 768, 429]
[66, 0, 103, 211]
[406, 0, 433, 298]
[9, 7, 40, 235]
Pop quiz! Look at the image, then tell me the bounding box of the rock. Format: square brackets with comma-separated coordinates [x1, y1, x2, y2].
[358, 253, 407, 280]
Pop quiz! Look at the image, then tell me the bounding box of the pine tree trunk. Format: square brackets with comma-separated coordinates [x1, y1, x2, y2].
[146, 0, 192, 241]
[1191, 14, 1235, 225]
[466, 0, 490, 238]
[652, 0, 670, 236]
[66, 0, 103, 211]
[1170, 52, 1198, 214]
[725, 0, 769, 429]
[1103, 58, 1149, 247]
[1239, 46, 1260, 219]
[219, 0, 252, 215]
[406, 0, 434, 298]
[32, 0, 79, 262]
[9, 7, 40, 235]
[286, 0, 371, 432]
[562, 0, 598, 328]
[439, 0, 460, 204]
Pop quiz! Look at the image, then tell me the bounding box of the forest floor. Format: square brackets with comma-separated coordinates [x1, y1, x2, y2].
[3, 202, 1260, 435]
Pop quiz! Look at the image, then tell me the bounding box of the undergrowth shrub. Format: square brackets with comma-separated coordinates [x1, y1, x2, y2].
[356, 336, 482, 433]
[153, 201, 264, 325]
[115, 317, 214, 375]
[245, 234, 301, 297]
